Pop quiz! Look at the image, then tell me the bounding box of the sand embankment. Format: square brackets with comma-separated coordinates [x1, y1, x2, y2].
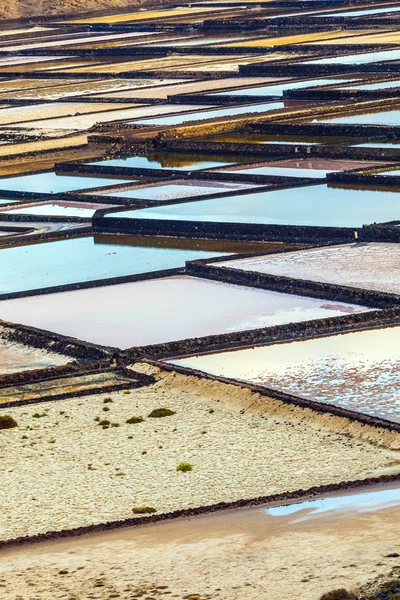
[1, 364, 400, 541]
[0, 483, 399, 600]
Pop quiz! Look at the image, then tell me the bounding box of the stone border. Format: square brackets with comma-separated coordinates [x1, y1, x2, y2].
[0, 367, 156, 410]
[0, 266, 184, 301]
[126, 308, 399, 361]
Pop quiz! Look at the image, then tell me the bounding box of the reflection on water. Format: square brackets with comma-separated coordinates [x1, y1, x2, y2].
[267, 487, 400, 523]
[93, 234, 295, 253]
[110, 184, 400, 227]
[0, 236, 231, 294]
[91, 154, 235, 170]
[171, 326, 400, 422]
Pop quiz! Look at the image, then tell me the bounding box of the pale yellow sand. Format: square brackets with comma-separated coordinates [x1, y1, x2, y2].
[1, 364, 399, 542]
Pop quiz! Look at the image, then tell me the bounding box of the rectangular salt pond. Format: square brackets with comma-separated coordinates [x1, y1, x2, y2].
[170, 326, 400, 423]
[306, 49, 400, 65]
[131, 102, 285, 126]
[316, 108, 400, 126]
[352, 142, 400, 148]
[108, 184, 400, 228]
[214, 243, 400, 296]
[0, 236, 233, 294]
[0, 326, 71, 375]
[336, 79, 400, 91]
[90, 155, 235, 170]
[315, 6, 400, 17]
[0, 275, 370, 349]
[219, 159, 383, 179]
[214, 78, 356, 97]
[0, 172, 130, 194]
[101, 181, 257, 201]
[0, 201, 119, 218]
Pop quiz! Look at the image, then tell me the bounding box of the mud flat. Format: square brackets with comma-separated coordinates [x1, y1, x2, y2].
[1, 364, 400, 542]
[0, 275, 370, 347]
[0, 325, 72, 375]
[172, 325, 400, 423]
[216, 243, 400, 295]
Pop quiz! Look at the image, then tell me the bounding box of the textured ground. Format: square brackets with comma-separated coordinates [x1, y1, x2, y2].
[0, 0, 169, 20]
[0, 486, 399, 600]
[1, 364, 400, 541]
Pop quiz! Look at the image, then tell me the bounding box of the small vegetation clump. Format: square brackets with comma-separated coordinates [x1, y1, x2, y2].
[32, 412, 46, 419]
[0, 415, 18, 430]
[320, 590, 357, 600]
[177, 462, 193, 473]
[126, 416, 144, 424]
[132, 506, 157, 514]
[103, 398, 113, 403]
[148, 408, 175, 418]
[98, 420, 110, 426]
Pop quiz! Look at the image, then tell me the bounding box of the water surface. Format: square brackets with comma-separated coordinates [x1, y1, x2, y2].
[0, 236, 230, 294]
[109, 184, 400, 228]
[0, 172, 129, 194]
[171, 325, 400, 423]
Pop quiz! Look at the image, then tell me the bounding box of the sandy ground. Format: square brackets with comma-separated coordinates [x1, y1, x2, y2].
[216, 243, 400, 295]
[1, 364, 400, 542]
[0, 483, 399, 600]
[0, 0, 171, 20]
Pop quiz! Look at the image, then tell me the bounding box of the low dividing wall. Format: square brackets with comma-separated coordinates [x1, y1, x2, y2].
[0, 266, 184, 302]
[126, 307, 399, 361]
[185, 259, 400, 308]
[95, 214, 359, 244]
[240, 63, 400, 77]
[251, 121, 400, 138]
[0, 366, 156, 411]
[159, 137, 400, 162]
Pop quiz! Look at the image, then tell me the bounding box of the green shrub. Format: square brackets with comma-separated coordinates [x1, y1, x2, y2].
[103, 398, 113, 404]
[32, 413, 45, 419]
[103, 407, 110, 412]
[0, 415, 18, 430]
[148, 408, 175, 418]
[132, 506, 157, 514]
[320, 590, 357, 600]
[126, 416, 144, 424]
[98, 420, 110, 426]
[177, 462, 192, 473]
